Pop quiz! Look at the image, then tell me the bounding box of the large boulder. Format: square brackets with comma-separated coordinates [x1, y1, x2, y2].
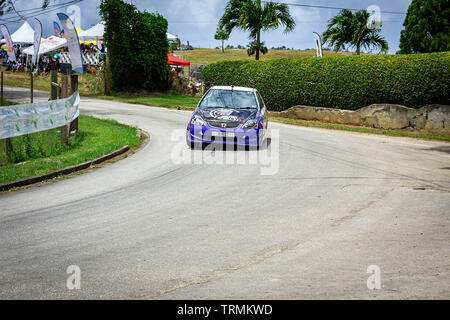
[358, 104, 417, 130]
[420, 105, 450, 135]
[269, 104, 450, 136]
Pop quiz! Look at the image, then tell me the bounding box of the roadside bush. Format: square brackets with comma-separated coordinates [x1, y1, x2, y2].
[6, 129, 70, 164]
[202, 52, 450, 111]
[100, 0, 172, 92]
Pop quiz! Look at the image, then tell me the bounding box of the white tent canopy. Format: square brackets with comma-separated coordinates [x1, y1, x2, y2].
[167, 32, 178, 41]
[1, 21, 35, 44]
[79, 22, 178, 42]
[22, 36, 67, 56]
[78, 21, 105, 41]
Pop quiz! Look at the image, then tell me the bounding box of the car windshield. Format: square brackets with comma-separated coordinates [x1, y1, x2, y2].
[199, 89, 257, 110]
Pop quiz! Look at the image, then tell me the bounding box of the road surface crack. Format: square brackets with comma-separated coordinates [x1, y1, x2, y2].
[142, 241, 300, 299]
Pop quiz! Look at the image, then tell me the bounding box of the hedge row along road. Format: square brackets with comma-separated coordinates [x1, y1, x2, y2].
[0, 87, 449, 299]
[202, 52, 450, 111]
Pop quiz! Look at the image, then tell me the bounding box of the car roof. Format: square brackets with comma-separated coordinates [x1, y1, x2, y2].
[210, 86, 257, 93]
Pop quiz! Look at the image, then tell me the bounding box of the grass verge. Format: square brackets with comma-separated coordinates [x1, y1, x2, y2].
[2, 71, 104, 96]
[98, 91, 199, 110]
[271, 117, 450, 142]
[0, 115, 142, 184]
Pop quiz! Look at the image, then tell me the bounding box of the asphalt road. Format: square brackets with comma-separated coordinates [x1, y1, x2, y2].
[1, 87, 449, 299]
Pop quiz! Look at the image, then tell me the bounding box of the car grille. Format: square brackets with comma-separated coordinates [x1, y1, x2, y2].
[208, 120, 241, 129]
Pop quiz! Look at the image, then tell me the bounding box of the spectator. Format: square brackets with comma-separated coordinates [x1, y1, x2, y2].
[0, 47, 7, 65]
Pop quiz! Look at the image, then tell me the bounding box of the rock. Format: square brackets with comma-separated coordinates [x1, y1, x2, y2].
[421, 105, 450, 135]
[269, 104, 450, 136]
[358, 104, 416, 130]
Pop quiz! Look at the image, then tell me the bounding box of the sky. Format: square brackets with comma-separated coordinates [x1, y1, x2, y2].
[1, 0, 413, 54]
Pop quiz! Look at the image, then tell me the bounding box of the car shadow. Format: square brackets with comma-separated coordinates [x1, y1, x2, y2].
[423, 146, 450, 154]
[191, 138, 272, 151]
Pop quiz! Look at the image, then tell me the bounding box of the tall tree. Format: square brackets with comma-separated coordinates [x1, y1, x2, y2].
[398, 0, 449, 54]
[100, 0, 171, 92]
[322, 9, 388, 55]
[214, 27, 229, 53]
[218, 0, 295, 60]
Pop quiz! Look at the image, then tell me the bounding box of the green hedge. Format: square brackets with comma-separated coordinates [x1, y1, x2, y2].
[202, 52, 450, 111]
[100, 0, 171, 92]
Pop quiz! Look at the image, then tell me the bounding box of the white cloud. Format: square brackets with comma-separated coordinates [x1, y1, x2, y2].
[3, 0, 413, 53]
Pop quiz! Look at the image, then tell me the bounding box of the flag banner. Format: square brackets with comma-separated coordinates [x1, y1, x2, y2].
[53, 21, 62, 38]
[32, 18, 42, 67]
[0, 91, 80, 139]
[57, 13, 83, 74]
[97, 40, 102, 50]
[313, 32, 323, 58]
[0, 24, 17, 63]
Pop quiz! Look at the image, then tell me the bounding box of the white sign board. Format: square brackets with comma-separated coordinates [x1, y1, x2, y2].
[0, 92, 80, 139]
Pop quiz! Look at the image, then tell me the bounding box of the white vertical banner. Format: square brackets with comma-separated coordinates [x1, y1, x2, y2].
[57, 13, 83, 74]
[32, 18, 42, 67]
[0, 24, 17, 63]
[313, 32, 323, 58]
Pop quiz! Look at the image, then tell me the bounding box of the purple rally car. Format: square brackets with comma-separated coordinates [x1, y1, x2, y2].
[186, 86, 268, 148]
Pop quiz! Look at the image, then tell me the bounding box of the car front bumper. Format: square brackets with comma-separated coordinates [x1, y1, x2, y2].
[187, 125, 262, 146]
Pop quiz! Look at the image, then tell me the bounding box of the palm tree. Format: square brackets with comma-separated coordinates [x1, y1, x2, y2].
[215, 27, 230, 53]
[218, 0, 296, 60]
[322, 9, 389, 55]
[247, 39, 268, 57]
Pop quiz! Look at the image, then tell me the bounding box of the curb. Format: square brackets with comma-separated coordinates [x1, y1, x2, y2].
[0, 145, 130, 192]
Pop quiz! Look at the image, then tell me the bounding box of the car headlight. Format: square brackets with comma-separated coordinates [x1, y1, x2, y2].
[191, 115, 206, 126]
[242, 119, 258, 129]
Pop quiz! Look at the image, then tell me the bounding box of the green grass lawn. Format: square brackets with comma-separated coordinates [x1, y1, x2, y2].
[99, 91, 200, 110]
[174, 48, 354, 65]
[2, 70, 103, 96]
[0, 115, 142, 184]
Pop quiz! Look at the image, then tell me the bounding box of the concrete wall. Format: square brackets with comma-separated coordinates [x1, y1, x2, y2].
[270, 104, 450, 136]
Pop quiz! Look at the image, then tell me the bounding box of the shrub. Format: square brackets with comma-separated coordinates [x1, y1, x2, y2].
[100, 0, 172, 92]
[202, 52, 450, 111]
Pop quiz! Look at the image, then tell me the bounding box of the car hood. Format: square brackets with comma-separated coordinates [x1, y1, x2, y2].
[197, 108, 258, 124]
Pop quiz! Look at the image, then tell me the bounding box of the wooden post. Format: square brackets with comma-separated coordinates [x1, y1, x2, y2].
[1, 72, 10, 163]
[60, 72, 69, 145]
[70, 74, 79, 134]
[70, 74, 78, 94]
[5, 137, 11, 162]
[105, 52, 111, 96]
[50, 70, 58, 100]
[30, 72, 34, 103]
[61, 72, 68, 98]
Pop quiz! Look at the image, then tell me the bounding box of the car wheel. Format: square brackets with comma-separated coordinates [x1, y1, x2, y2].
[186, 134, 195, 149]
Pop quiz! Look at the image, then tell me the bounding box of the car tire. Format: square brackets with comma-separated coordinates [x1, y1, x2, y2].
[186, 134, 202, 149]
[186, 133, 194, 149]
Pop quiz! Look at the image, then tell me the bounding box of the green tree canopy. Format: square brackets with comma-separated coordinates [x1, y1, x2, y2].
[100, 0, 171, 92]
[322, 9, 388, 55]
[218, 0, 295, 60]
[398, 0, 449, 54]
[214, 27, 229, 53]
[247, 39, 268, 57]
